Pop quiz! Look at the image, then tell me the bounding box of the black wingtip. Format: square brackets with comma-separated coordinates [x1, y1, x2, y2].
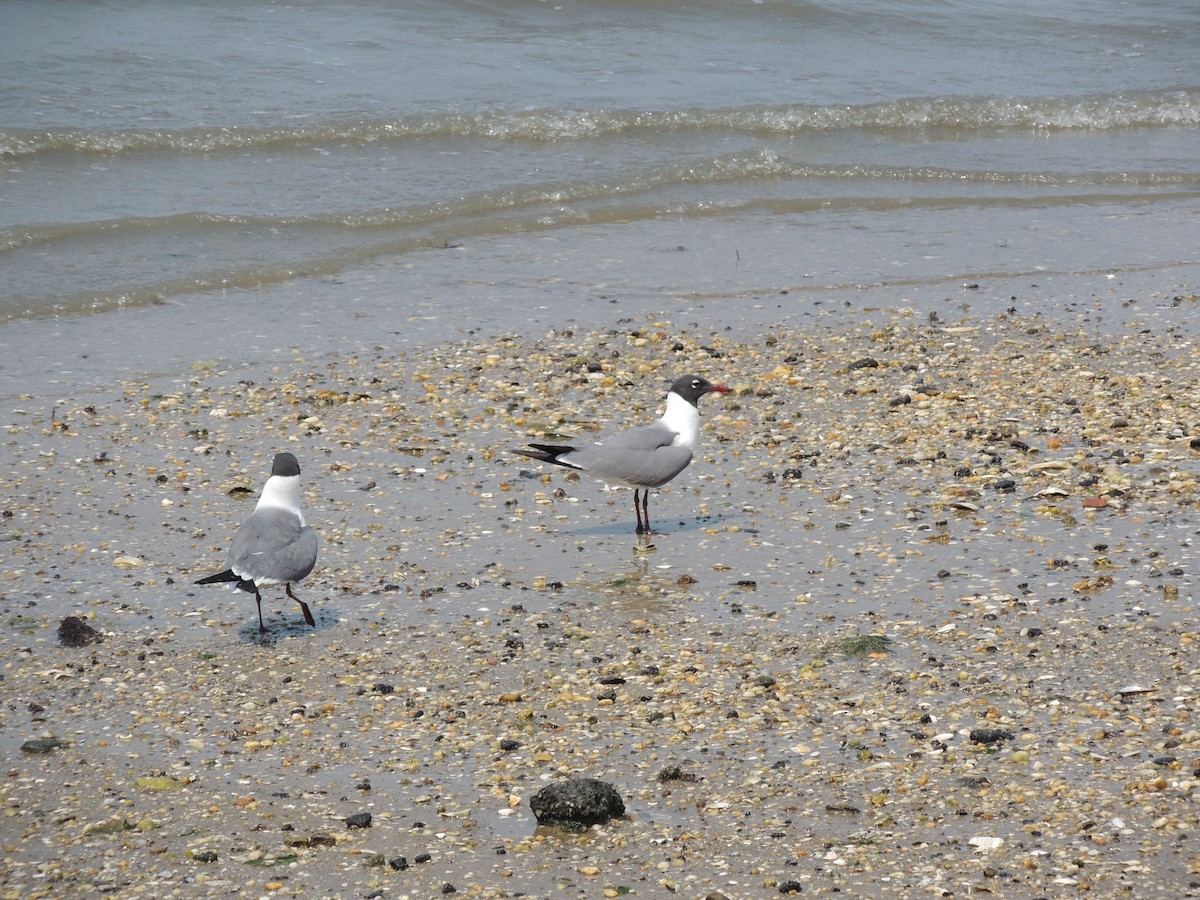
[513, 443, 577, 465]
[195, 568, 240, 586]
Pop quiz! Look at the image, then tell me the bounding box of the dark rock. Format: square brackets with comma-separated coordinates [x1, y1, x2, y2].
[849, 357, 880, 370]
[969, 728, 1015, 745]
[344, 812, 372, 828]
[499, 739, 520, 752]
[388, 856, 409, 871]
[372, 683, 394, 694]
[595, 675, 626, 685]
[779, 880, 803, 893]
[58, 616, 102, 648]
[530, 777, 625, 831]
[21, 737, 66, 754]
[191, 850, 218, 863]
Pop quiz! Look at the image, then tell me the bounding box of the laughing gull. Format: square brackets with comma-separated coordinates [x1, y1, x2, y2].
[515, 374, 731, 534]
[195, 452, 319, 632]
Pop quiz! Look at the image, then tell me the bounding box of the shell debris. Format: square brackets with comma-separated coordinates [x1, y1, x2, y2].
[3, 303, 1200, 896]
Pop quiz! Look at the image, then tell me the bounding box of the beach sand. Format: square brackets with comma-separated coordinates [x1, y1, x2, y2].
[4, 281, 1200, 898]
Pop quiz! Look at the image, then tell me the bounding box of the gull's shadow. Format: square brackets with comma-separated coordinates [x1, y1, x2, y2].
[565, 512, 736, 538]
[236, 597, 338, 644]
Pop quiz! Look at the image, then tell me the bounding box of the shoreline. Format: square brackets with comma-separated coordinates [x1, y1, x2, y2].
[3, 229, 1199, 402]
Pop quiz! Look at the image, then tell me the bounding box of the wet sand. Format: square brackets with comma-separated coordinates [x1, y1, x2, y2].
[4, 276, 1200, 897]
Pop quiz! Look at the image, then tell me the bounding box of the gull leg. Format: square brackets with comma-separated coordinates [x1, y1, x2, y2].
[634, 489, 646, 534]
[287, 584, 316, 628]
[254, 586, 267, 633]
[641, 489, 652, 535]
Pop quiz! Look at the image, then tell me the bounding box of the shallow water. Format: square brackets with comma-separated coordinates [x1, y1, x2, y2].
[1, 0, 1196, 340]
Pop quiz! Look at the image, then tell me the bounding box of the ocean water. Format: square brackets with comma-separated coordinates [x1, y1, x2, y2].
[1, 0, 1198, 389]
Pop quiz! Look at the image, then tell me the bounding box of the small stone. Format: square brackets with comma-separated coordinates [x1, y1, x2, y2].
[969, 728, 1014, 745]
[58, 616, 102, 647]
[21, 737, 67, 754]
[388, 856, 409, 871]
[344, 812, 372, 829]
[657, 765, 697, 783]
[825, 803, 861, 815]
[778, 880, 803, 894]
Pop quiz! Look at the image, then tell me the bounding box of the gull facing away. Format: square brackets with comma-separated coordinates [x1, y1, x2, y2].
[515, 374, 731, 534]
[195, 452, 319, 632]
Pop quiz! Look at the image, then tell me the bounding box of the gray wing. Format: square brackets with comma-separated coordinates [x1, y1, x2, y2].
[597, 420, 679, 452]
[563, 421, 693, 488]
[229, 509, 319, 585]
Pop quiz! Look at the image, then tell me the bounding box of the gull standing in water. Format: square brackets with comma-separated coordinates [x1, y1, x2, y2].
[515, 374, 730, 534]
[195, 452, 319, 631]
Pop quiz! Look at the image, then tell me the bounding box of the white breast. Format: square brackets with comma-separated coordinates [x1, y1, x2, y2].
[659, 392, 701, 450]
